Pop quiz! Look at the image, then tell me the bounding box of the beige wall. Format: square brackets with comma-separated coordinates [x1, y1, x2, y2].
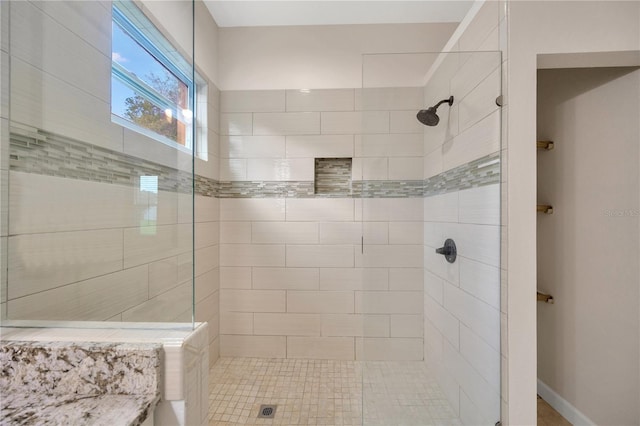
[218, 23, 457, 90]
[537, 67, 640, 425]
[507, 2, 640, 424]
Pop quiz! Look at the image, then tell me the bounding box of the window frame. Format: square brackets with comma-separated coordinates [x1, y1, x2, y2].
[111, 1, 196, 153]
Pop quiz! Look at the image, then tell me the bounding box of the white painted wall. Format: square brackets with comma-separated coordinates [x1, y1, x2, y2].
[507, 2, 640, 424]
[537, 67, 640, 426]
[218, 23, 457, 90]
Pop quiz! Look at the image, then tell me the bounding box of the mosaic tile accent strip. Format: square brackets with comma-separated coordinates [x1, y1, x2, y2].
[217, 153, 499, 198]
[352, 180, 424, 198]
[208, 357, 461, 426]
[423, 152, 501, 197]
[217, 181, 315, 198]
[314, 157, 352, 196]
[9, 127, 218, 197]
[8, 127, 500, 200]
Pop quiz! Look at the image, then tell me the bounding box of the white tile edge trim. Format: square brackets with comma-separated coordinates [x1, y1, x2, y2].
[537, 379, 596, 426]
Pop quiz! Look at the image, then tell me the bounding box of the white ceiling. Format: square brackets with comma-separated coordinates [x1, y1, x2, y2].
[205, 1, 475, 28]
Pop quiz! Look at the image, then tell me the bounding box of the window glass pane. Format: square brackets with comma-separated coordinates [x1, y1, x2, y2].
[112, 77, 186, 145]
[112, 22, 188, 109]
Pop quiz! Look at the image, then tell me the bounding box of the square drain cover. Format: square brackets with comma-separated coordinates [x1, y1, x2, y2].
[258, 404, 277, 419]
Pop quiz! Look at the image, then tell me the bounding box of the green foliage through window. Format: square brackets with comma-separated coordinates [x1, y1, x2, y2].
[111, 1, 193, 149]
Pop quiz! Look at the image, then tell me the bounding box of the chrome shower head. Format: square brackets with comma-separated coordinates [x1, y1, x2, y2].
[417, 96, 454, 127]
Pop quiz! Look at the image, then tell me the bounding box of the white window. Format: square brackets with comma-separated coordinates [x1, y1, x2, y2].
[111, 0, 203, 155]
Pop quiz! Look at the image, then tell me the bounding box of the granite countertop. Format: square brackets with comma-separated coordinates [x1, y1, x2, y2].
[1, 392, 159, 426]
[0, 341, 162, 426]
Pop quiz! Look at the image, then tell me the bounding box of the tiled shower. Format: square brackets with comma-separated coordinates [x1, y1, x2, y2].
[0, 0, 506, 424]
[218, 87, 427, 361]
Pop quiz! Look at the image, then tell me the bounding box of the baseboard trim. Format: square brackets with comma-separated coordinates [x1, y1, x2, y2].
[537, 379, 596, 426]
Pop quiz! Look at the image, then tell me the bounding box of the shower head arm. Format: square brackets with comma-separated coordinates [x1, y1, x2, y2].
[432, 96, 454, 110]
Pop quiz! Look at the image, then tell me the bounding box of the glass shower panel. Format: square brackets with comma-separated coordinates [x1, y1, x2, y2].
[0, 0, 196, 326]
[360, 51, 502, 425]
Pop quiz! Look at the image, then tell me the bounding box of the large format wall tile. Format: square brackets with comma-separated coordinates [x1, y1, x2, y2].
[285, 135, 354, 158]
[11, 58, 113, 150]
[253, 112, 320, 135]
[390, 315, 423, 338]
[8, 265, 148, 321]
[356, 245, 423, 268]
[390, 111, 425, 134]
[355, 134, 423, 158]
[121, 281, 192, 322]
[220, 244, 285, 267]
[220, 113, 253, 136]
[253, 313, 321, 336]
[246, 158, 314, 181]
[287, 337, 355, 360]
[220, 335, 286, 358]
[458, 67, 501, 133]
[29, 1, 111, 57]
[444, 282, 500, 351]
[220, 312, 253, 335]
[252, 267, 319, 290]
[149, 257, 180, 299]
[442, 110, 500, 172]
[9, 229, 123, 299]
[220, 289, 286, 313]
[459, 184, 500, 226]
[356, 337, 423, 361]
[459, 257, 500, 310]
[286, 199, 354, 222]
[356, 291, 423, 314]
[443, 340, 500, 424]
[220, 135, 285, 158]
[124, 223, 191, 268]
[220, 267, 252, 289]
[319, 268, 388, 291]
[389, 268, 423, 291]
[9, 172, 139, 234]
[321, 314, 389, 337]
[287, 291, 354, 314]
[320, 111, 389, 134]
[286, 245, 354, 268]
[220, 198, 286, 221]
[286, 89, 355, 112]
[355, 87, 424, 111]
[11, 1, 110, 102]
[388, 157, 424, 180]
[221, 90, 285, 113]
[220, 222, 251, 244]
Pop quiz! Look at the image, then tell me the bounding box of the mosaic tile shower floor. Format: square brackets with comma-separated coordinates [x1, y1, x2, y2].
[208, 358, 461, 426]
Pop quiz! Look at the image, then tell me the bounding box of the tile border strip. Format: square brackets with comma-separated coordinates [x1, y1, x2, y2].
[9, 127, 215, 197]
[9, 127, 500, 199]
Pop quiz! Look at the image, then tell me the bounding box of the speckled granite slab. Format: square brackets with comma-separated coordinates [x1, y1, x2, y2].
[1, 393, 158, 426]
[0, 341, 162, 425]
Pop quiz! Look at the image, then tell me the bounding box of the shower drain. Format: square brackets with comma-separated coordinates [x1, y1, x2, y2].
[257, 405, 277, 418]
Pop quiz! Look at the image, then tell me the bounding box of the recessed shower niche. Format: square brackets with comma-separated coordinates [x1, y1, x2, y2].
[314, 157, 353, 196]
